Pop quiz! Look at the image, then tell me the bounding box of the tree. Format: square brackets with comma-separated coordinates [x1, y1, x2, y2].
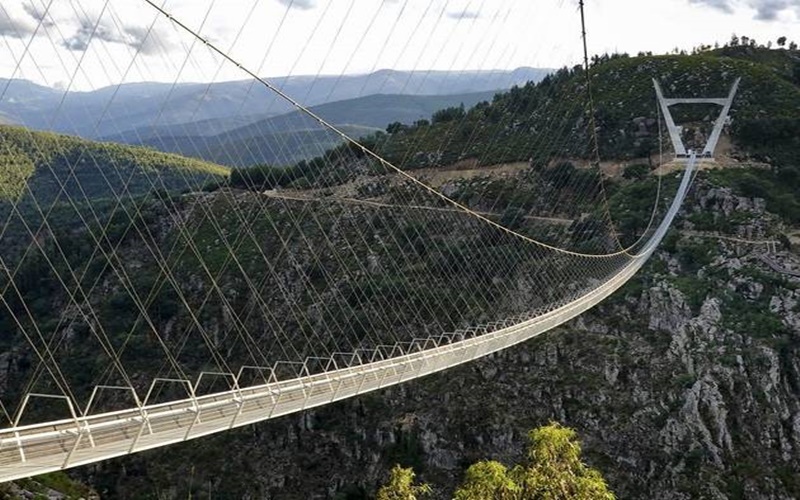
[377, 465, 431, 500]
[514, 423, 615, 499]
[623, 163, 650, 181]
[454, 461, 519, 500]
[386, 122, 406, 134]
[790, 41, 798, 51]
[777, 36, 787, 47]
[451, 423, 615, 500]
[500, 206, 527, 231]
[431, 104, 466, 124]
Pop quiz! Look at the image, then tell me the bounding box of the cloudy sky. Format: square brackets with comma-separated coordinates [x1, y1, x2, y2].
[0, 0, 798, 91]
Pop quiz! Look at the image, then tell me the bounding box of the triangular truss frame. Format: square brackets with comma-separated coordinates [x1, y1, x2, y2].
[653, 77, 741, 159]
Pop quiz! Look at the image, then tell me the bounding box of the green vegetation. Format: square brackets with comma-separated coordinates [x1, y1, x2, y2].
[0, 125, 228, 205]
[378, 423, 615, 499]
[221, 46, 800, 262]
[221, 45, 800, 239]
[719, 271, 787, 341]
[377, 465, 432, 500]
[178, 124, 378, 168]
[0, 141, 35, 201]
[11, 472, 95, 499]
[670, 275, 713, 313]
[344, 47, 800, 170]
[705, 168, 800, 222]
[606, 173, 681, 247]
[229, 163, 306, 190]
[228, 136, 385, 190]
[0, 179, 556, 411]
[455, 461, 519, 500]
[621, 163, 650, 181]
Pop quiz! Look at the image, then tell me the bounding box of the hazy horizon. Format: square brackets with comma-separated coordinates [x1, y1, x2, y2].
[1, 66, 551, 92]
[2, 0, 797, 92]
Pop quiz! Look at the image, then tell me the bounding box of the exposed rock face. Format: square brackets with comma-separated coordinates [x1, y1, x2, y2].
[75, 183, 800, 500]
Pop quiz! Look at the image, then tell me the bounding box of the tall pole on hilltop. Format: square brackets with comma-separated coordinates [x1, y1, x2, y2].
[579, 0, 600, 168]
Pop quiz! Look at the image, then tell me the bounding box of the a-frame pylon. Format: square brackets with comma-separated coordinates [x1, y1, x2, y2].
[653, 78, 740, 159]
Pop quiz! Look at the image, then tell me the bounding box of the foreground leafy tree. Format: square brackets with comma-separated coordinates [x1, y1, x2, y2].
[515, 423, 615, 499]
[453, 422, 615, 499]
[377, 465, 432, 500]
[454, 461, 519, 500]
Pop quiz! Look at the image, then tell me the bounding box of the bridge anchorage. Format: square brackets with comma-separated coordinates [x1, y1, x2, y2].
[653, 77, 741, 160]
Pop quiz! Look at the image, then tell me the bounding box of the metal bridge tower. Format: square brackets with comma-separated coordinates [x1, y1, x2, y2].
[653, 77, 741, 159]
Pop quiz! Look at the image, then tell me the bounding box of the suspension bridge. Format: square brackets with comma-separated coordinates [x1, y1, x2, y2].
[0, 0, 737, 483]
[0, 153, 697, 481]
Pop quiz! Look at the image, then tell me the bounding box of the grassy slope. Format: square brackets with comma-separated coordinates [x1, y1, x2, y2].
[0, 125, 228, 203]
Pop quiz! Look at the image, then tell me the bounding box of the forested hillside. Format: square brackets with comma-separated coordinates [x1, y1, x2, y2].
[365, 47, 800, 168]
[0, 125, 228, 204]
[223, 46, 800, 204]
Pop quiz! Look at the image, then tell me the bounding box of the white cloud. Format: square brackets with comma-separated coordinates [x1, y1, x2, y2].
[0, 7, 35, 38]
[60, 11, 173, 55]
[62, 15, 166, 55]
[688, 0, 800, 20]
[21, 2, 54, 27]
[688, 0, 736, 13]
[447, 10, 481, 20]
[276, 0, 317, 10]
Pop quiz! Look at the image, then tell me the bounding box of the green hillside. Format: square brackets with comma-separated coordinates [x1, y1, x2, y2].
[148, 124, 381, 168]
[226, 46, 800, 201]
[363, 48, 800, 168]
[708, 43, 800, 83]
[0, 125, 229, 204]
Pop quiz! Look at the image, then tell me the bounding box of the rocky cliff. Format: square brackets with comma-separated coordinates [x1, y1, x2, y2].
[65, 175, 800, 500]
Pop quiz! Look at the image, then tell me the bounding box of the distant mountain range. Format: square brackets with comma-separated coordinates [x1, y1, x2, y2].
[104, 90, 500, 167]
[0, 68, 550, 141]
